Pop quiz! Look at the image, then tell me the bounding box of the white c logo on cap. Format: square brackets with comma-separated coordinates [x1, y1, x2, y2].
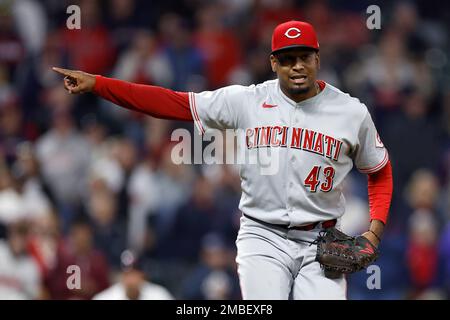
[284, 27, 301, 39]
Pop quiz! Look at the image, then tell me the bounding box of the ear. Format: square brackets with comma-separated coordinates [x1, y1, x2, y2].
[270, 55, 277, 73]
[316, 52, 321, 70]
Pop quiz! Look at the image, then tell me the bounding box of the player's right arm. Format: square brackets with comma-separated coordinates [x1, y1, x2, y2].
[52, 67, 193, 121]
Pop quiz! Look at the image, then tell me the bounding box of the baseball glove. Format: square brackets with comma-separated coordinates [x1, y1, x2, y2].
[315, 227, 379, 277]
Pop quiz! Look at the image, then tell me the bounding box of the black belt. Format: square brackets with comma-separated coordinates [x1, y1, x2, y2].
[243, 214, 336, 231]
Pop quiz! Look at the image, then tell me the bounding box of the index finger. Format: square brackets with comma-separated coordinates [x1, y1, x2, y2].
[52, 67, 76, 77]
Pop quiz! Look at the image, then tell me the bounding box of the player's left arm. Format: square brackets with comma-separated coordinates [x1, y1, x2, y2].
[361, 160, 393, 247]
[353, 109, 393, 248]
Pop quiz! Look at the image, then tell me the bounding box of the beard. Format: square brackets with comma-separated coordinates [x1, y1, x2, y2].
[287, 85, 310, 95]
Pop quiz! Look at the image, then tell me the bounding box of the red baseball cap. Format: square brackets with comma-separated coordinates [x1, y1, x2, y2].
[271, 20, 319, 55]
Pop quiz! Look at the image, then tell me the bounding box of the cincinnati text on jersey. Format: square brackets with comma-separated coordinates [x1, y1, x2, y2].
[245, 126, 344, 161]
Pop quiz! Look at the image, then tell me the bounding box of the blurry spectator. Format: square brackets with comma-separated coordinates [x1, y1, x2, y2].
[142, 117, 172, 156]
[27, 212, 61, 288]
[0, 156, 51, 238]
[216, 0, 253, 30]
[406, 210, 442, 298]
[344, 30, 415, 112]
[59, 0, 116, 74]
[158, 13, 205, 91]
[35, 33, 66, 90]
[339, 174, 370, 236]
[86, 137, 137, 224]
[45, 216, 109, 299]
[205, 161, 241, 197]
[444, 89, 450, 139]
[87, 138, 124, 196]
[403, 170, 443, 298]
[303, 0, 369, 51]
[194, 3, 242, 88]
[202, 135, 241, 246]
[227, 51, 266, 86]
[161, 176, 224, 263]
[106, 0, 143, 53]
[12, 0, 47, 56]
[111, 137, 137, 219]
[382, 91, 442, 194]
[11, 142, 54, 220]
[391, 1, 447, 57]
[128, 142, 193, 253]
[0, 97, 26, 164]
[17, 32, 67, 125]
[181, 233, 240, 300]
[0, 1, 24, 78]
[93, 249, 173, 300]
[83, 133, 133, 258]
[0, 219, 41, 299]
[251, 0, 302, 48]
[0, 65, 14, 103]
[88, 183, 127, 271]
[441, 94, 450, 225]
[82, 115, 108, 149]
[392, 2, 421, 40]
[406, 170, 440, 210]
[127, 158, 160, 253]
[35, 106, 90, 231]
[404, 169, 443, 223]
[0, 163, 27, 225]
[439, 208, 450, 298]
[112, 30, 171, 86]
[40, 0, 73, 30]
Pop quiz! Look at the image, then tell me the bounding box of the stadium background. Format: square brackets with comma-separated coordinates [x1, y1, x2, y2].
[0, 0, 449, 299]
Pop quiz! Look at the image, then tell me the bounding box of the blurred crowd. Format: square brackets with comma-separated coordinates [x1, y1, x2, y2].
[0, 0, 449, 300]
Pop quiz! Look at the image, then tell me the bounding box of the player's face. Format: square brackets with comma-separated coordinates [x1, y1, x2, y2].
[270, 48, 320, 101]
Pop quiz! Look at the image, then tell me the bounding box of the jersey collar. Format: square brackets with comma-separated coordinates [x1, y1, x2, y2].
[277, 80, 327, 107]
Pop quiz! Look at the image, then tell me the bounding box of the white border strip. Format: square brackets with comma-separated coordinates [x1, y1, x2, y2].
[359, 150, 389, 174]
[188, 92, 205, 135]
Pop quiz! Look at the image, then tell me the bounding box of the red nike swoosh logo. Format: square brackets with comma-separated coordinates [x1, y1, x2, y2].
[262, 102, 277, 108]
[360, 248, 374, 254]
[359, 243, 374, 255]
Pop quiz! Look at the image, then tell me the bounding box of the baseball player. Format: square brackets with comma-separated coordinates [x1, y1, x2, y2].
[53, 20, 393, 300]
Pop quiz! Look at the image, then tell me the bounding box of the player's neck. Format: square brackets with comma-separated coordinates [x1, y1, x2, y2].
[282, 81, 321, 103]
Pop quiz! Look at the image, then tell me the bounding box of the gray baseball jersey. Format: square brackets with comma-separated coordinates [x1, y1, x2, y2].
[189, 80, 388, 227]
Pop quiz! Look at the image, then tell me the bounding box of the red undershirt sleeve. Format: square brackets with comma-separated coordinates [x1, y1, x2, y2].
[367, 160, 393, 225]
[92, 75, 193, 121]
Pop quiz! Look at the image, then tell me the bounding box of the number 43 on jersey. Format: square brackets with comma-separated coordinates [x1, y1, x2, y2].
[304, 166, 335, 192]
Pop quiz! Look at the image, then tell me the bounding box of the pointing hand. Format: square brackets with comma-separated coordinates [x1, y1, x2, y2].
[52, 67, 96, 94]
